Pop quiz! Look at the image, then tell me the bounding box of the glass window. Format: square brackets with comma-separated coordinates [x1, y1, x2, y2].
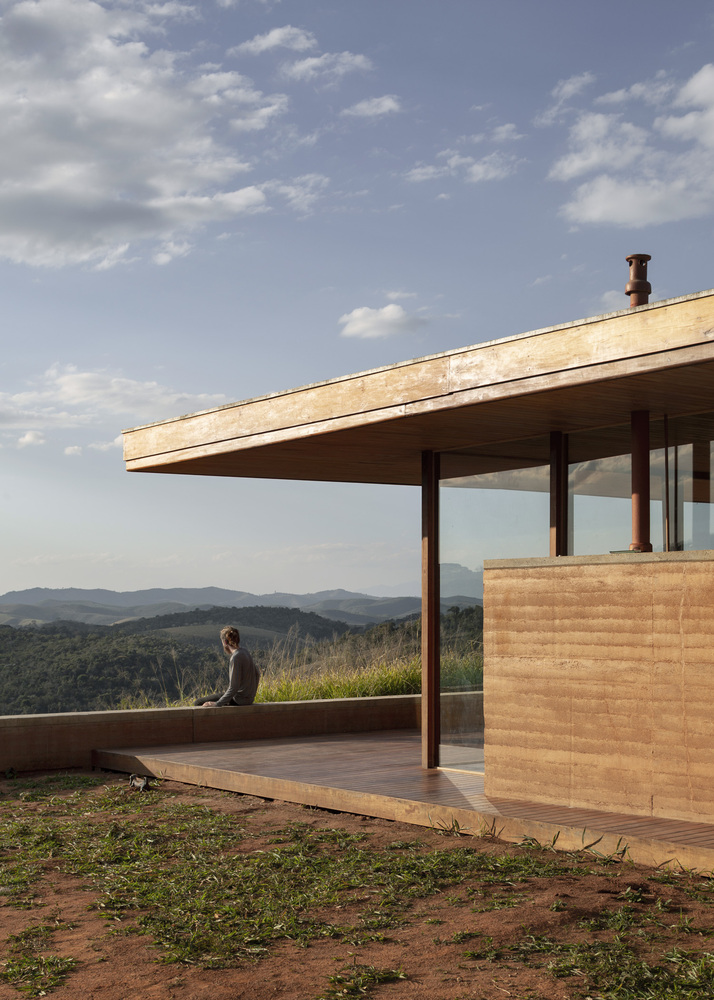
[439, 442, 550, 772]
[434, 411, 714, 772]
[650, 414, 714, 551]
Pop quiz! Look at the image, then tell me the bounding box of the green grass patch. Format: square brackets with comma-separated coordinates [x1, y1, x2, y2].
[465, 933, 714, 998]
[316, 963, 407, 999]
[0, 789, 570, 973]
[0, 953, 78, 998]
[5, 781, 714, 999]
[0, 918, 77, 997]
[2, 772, 108, 801]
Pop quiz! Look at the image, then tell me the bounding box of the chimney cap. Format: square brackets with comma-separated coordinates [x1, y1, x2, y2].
[625, 253, 651, 307]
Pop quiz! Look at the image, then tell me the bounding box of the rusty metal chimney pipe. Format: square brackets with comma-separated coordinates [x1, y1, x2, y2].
[625, 253, 651, 307]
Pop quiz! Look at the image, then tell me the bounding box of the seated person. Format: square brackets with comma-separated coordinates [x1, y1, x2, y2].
[194, 626, 259, 707]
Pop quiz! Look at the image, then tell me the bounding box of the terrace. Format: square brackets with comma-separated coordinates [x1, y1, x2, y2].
[4, 689, 714, 872]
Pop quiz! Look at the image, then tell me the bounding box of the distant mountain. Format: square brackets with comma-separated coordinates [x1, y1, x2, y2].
[0, 587, 265, 608]
[0, 586, 476, 629]
[440, 564, 483, 599]
[368, 565, 483, 600]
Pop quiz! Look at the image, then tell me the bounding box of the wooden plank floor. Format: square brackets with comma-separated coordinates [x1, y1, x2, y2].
[95, 730, 714, 872]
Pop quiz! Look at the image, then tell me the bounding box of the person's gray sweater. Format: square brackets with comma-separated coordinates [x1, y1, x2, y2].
[215, 647, 260, 706]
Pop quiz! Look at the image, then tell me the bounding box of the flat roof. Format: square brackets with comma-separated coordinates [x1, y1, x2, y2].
[123, 289, 714, 486]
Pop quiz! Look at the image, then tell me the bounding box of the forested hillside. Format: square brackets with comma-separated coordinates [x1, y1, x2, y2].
[0, 605, 351, 715]
[0, 604, 483, 716]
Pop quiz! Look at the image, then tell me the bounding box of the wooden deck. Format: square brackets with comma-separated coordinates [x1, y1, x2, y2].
[95, 730, 714, 872]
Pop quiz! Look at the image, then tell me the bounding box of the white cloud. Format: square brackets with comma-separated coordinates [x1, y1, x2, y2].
[89, 436, 124, 451]
[600, 289, 627, 311]
[338, 304, 428, 339]
[64, 445, 83, 456]
[260, 173, 329, 213]
[551, 63, 714, 227]
[491, 123, 523, 142]
[465, 151, 521, 183]
[657, 64, 714, 147]
[18, 430, 46, 448]
[560, 174, 707, 227]
[595, 74, 675, 108]
[407, 147, 522, 185]
[552, 72, 597, 104]
[341, 95, 401, 118]
[153, 239, 193, 265]
[1, 365, 228, 442]
[216, 0, 278, 7]
[536, 71, 596, 126]
[404, 164, 449, 182]
[188, 70, 288, 132]
[283, 51, 372, 84]
[229, 95, 289, 132]
[233, 25, 317, 55]
[385, 290, 417, 301]
[0, 0, 285, 268]
[549, 113, 650, 181]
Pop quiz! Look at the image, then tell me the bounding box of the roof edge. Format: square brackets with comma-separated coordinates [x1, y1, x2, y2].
[123, 287, 714, 436]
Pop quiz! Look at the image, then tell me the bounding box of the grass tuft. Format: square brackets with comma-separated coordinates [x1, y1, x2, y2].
[316, 963, 407, 999]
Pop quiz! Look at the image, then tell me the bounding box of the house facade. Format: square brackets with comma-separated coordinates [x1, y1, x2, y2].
[123, 281, 714, 824]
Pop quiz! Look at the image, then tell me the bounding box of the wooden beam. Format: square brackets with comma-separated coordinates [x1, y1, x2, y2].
[421, 450, 440, 769]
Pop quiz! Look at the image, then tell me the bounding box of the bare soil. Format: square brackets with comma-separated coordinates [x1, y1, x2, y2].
[2, 773, 714, 1000]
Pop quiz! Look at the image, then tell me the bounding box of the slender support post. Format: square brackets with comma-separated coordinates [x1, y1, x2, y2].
[630, 410, 652, 552]
[549, 431, 568, 557]
[421, 450, 440, 769]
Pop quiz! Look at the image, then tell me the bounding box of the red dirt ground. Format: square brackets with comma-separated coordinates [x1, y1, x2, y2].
[2, 774, 714, 1000]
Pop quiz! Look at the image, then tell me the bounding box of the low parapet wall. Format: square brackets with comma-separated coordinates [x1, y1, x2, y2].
[0, 695, 422, 773]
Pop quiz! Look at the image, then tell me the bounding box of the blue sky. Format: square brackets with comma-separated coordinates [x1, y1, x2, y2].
[2, 0, 714, 597]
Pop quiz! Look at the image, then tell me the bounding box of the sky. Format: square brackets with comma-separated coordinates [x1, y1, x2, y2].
[3, 0, 714, 598]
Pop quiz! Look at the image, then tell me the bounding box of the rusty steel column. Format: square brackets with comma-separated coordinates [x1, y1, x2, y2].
[421, 450, 440, 769]
[630, 410, 653, 552]
[549, 431, 569, 557]
[625, 253, 652, 307]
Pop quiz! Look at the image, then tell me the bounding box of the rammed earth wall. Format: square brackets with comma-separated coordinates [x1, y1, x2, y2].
[483, 551, 714, 824]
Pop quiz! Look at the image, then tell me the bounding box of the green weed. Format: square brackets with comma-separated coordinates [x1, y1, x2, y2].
[2, 773, 107, 800]
[0, 918, 77, 997]
[465, 932, 714, 998]
[316, 963, 407, 999]
[0, 954, 78, 997]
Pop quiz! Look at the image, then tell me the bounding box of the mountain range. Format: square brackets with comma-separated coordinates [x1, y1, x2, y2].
[0, 580, 482, 629]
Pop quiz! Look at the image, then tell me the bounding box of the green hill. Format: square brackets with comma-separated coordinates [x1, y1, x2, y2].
[0, 603, 483, 716]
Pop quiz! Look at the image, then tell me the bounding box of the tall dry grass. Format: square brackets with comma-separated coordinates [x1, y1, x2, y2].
[119, 618, 483, 709]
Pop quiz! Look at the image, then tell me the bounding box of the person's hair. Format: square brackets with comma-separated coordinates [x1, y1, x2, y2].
[220, 626, 241, 648]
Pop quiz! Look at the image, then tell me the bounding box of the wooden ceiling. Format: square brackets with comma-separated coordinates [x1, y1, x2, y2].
[123, 291, 714, 487]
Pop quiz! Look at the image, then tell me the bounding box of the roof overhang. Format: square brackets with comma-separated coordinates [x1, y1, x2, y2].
[123, 290, 714, 487]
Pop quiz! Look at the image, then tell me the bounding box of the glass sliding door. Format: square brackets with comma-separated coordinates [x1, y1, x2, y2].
[438, 441, 550, 772]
